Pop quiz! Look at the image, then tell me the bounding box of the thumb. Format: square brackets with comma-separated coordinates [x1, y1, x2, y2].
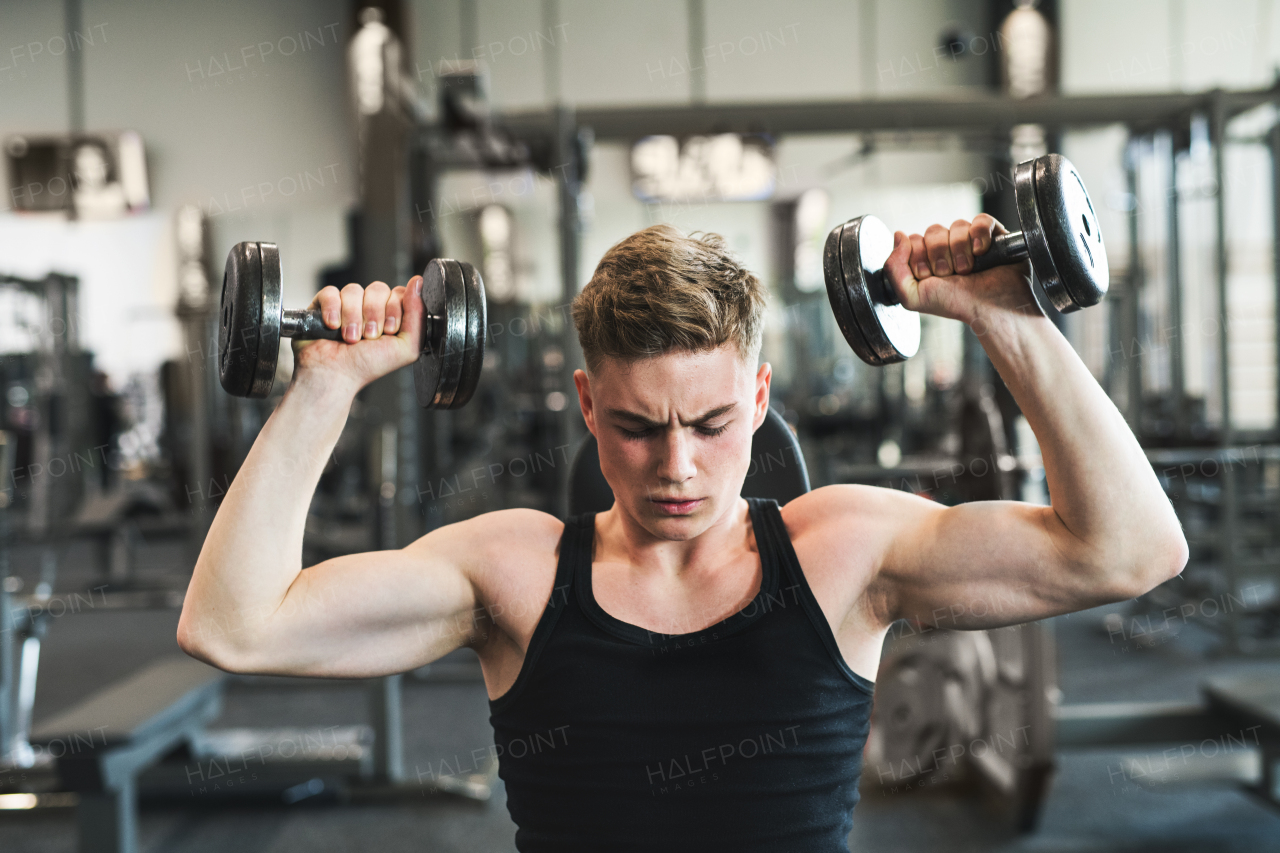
[397, 275, 425, 357]
[883, 231, 920, 309]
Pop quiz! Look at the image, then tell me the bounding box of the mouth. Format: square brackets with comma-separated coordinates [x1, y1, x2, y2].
[649, 497, 704, 516]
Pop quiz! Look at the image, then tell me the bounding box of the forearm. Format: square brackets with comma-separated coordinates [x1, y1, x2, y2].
[179, 371, 359, 659]
[972, 305, 1186, 586]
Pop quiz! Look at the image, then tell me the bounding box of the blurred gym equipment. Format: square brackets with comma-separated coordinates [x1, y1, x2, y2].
[4, 131, 149, 219]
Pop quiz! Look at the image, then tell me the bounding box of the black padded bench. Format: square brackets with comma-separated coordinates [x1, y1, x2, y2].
[1203, 672, 1280, 803]
[1055, 672, 1280, 809]
[28, 655, 225, 853]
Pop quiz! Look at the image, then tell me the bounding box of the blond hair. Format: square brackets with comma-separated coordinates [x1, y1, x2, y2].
[572, 224, 767, 373]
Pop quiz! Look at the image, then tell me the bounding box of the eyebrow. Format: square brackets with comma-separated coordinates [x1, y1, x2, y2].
[604, 402, 737, 429]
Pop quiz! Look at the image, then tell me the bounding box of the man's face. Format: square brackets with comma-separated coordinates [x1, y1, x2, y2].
[574, 343, 771, 541]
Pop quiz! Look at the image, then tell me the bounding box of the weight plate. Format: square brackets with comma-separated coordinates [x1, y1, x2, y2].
[1027, 154, 1109, 312]
[451, 260, 487, 409]
[436, 260, 469, 408]
[823, 215, 920, 366]
[870, 629, 998, 785]
[219, 242, 265, 398]
[251, 242, 283, 399]
[414, 259, 447, 407]
[823, 223, 878, 365]
[871, 642, 951, 780]
[413, 259, 469, 409]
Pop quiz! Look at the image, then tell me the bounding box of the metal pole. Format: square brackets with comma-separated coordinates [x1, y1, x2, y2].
[554, 106, 584, 519]
[1165, 131, 1186, 436]
[351, 13, 414, 784]
[1270, 121, 1280, 442]
[1211, 90, 1241, 653]
[0, 433, 11, 764]
[175, 207, 213, 547]
[1124, 139, 1144, 431]
[65, 0, 84, 134]
[687, 0, 706, 104]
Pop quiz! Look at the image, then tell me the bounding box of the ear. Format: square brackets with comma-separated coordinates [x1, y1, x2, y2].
[753, 362, 772, 432]
[574, 369, 596, 437]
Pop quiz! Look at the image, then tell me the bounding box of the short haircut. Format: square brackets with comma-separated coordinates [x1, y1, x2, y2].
[572, 224, 767, 374]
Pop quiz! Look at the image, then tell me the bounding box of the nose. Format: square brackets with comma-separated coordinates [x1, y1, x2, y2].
[656, 427, 697, 486]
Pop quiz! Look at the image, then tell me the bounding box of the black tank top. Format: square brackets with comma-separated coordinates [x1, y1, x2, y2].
[488, 498, 875, 852]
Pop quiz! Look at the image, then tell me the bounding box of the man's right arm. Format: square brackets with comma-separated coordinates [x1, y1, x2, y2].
[177, 370, 464, 677]
[178, 276, 553, 678]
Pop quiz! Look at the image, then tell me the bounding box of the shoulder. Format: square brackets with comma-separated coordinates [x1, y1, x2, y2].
[778, 483, 936, 543]
[417, 508, 564, 575]
[406, 508, 566, 650]
[776, 485, 942, 628]
[468, 507, 565, 546]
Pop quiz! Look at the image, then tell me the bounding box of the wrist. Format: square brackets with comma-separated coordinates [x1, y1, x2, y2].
[965, 293, 1047, 339]
[286, 365, 361, 405]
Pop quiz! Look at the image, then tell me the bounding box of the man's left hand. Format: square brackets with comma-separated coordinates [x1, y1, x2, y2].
[883, 214, 1041, 328]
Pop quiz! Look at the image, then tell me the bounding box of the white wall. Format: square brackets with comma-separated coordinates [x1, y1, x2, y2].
[0, 0, 355, 384]
[410, 0, 993, 111]
[1061, 0, 1280, 94]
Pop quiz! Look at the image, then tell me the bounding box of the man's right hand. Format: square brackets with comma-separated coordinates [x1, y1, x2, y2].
[291, 275, 425, 393]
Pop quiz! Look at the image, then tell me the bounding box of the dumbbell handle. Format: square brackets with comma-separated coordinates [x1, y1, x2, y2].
[877, 230, 1028, 307]
[281, 310, 343, 340]
[968, 230, 1028, 274]
[279, 309, 443, 341]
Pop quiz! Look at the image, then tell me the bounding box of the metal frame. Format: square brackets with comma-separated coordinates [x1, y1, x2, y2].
[1118, 100, 1279, 655]
[503, 86, 1280, 141]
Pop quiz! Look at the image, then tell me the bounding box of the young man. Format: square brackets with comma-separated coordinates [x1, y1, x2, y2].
[179, 218, 1186, 851]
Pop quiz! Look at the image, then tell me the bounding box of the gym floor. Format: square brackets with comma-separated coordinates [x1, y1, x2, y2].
[2, 540, 1279, 853]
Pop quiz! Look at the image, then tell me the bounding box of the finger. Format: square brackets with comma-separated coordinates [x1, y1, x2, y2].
[908, 234, 930, 280]
[384, 285, 405, 334]
[311, 286, 342, 330]
[924, 224, 952, 276]
[970, 214, 1005, 255]
[950, 220, 974, 274]
[362, 281, 390, 339]
[340, 283, 364, 343]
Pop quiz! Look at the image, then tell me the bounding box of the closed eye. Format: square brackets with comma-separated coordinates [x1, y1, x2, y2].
[619, 423, 729, 440]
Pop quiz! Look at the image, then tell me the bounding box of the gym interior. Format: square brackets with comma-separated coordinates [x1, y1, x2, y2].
[2, 1, 1280, 851]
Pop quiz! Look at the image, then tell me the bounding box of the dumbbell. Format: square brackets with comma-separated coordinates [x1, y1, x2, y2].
[823, 153, 1109, 366]
[217, 241, 486, 408]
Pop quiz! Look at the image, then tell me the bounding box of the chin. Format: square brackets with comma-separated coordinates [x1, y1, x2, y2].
[627, 497, 716, 538]
[646, 518, 702, 541]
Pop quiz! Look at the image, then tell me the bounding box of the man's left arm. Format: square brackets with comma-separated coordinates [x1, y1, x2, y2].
[869, 215, 1188, 629]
